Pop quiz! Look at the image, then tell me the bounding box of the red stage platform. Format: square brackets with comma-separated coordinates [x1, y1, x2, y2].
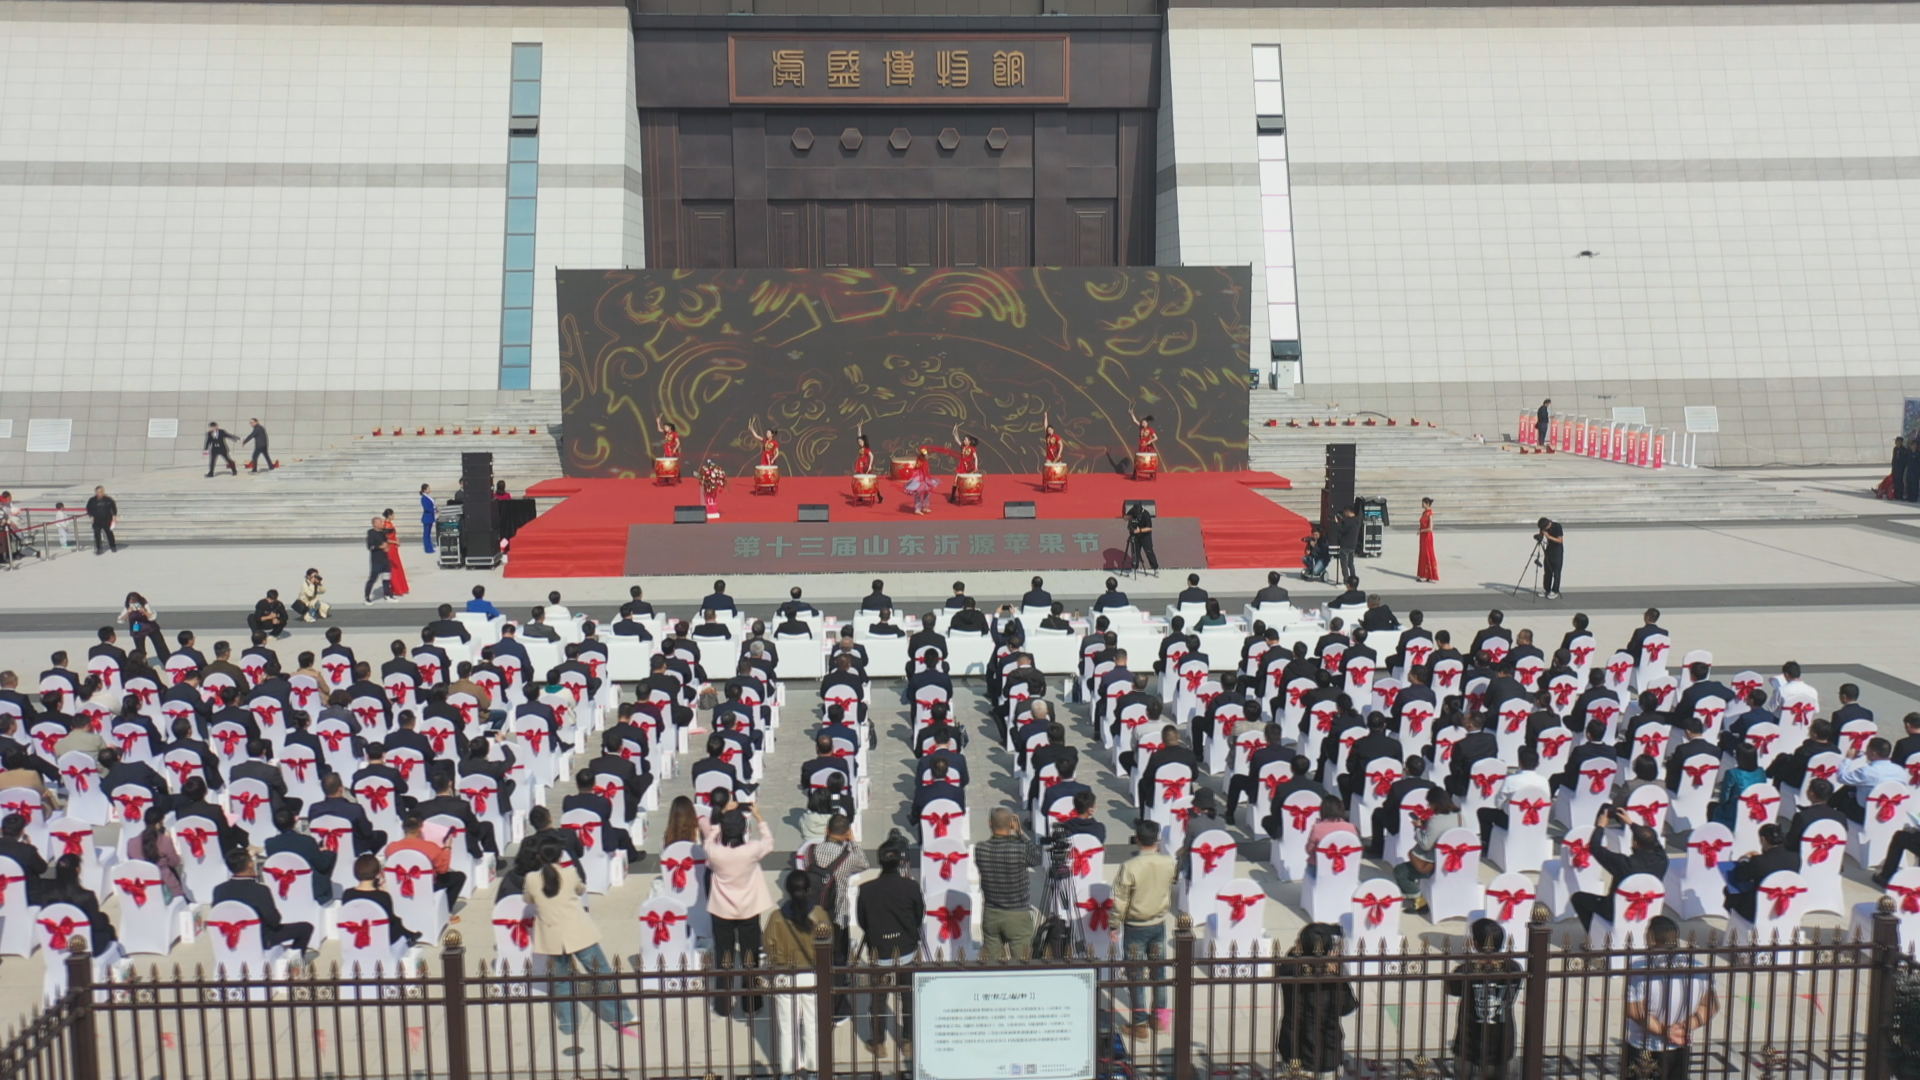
[507, 470, 1307, 578]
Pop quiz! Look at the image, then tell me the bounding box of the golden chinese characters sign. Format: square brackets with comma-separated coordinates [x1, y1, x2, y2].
[729, 35, 1067, 104]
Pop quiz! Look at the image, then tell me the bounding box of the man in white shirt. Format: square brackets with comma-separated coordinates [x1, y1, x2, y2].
[543, 591, 572, 626]
[1622, 916, 1718, 1078]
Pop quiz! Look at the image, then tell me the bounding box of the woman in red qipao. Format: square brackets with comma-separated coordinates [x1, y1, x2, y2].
[382, 509, 410, 598]
[853, 425, 875, 476]
[1043, 411, 1064, 464]
[1129, 408, 1159, 455]
[747, 421, 781, 467]
[950, 425, 981, 475]
[1416, 496, 1439, 582]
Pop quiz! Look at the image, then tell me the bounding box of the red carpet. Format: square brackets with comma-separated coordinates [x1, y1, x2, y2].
[508, 471, 1307, 578]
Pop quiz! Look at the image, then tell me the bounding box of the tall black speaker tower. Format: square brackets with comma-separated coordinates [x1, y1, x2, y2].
[461, 451, 498, 563]
[1321, 443, 1356, 533]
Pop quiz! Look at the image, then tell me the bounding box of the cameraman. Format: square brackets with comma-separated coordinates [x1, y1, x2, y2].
[1126, 502, 1158, 572]
[1535, 517, 1565, 599]
[1568, 803, 1668, 933]
[293, 568, 330, 623]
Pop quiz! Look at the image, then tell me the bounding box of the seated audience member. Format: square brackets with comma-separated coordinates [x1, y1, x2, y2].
[466, 585, 501, 619]
[1724, 823, 1800, 923]
[35, 853, 119, 954]
[212, 847, 318, 953]
[1567, 809, 1669, 933]
[340, 854, 421, 947]
[264, 806, 336, 903]
[1833, 737, 1905, 824]
[0, 812, 50, 878]
[125, 807, 185, 898]
[1391, 791, 1461, 912]
[385, 814, 465, 899]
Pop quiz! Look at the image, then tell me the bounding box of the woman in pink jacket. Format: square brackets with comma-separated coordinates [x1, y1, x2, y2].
[703, 799, 776, 1017]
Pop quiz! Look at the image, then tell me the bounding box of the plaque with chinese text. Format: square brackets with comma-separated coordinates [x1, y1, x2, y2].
[730, 34, 1068, 105]
[914, 969, 1096, 1080]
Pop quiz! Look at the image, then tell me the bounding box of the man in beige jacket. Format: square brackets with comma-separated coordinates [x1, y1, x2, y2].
[1110, 820, 1178, 1039]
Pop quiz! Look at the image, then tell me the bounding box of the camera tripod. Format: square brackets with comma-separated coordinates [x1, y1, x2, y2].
[1509, 535, 1547, 602]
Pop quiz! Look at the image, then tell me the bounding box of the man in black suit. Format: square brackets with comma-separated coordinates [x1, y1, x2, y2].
[264, 806, 336, 902]
[212, 848, 316, 952]
[948, 598, 989, 634]
[1252, 571, 1290, 606]
[521, 607, 561, 643]
[414, 769, 493, 858]
[1176, 574, 1208, 606]
[778, 587, 819, 621]
[205, 422, 239, 476]
[907, 615, 947, 663]
[1375, 756, 1443, 853]
[1623, 608, 1667, 667]
[1834, 684, 1874, 727]
[1768, 719, 1837, 792]
[586, 734, 649, 822]
[1359, 594, 1398, 632]
[310, 774, 386, 855]
[1445, 713, 1499, 799]
[1039, 602, 1073, 632]
[1223, 721, 1295, 820]
[1554, 720, 1620, 797]
[700, 579, 737, 614]
[491, 625, 533, 687]
[1340, 714, 1404, 803]
[1724, 824, 1800, 922]
[1785, 778, 1847, 846]
[1136, 725, 1202, 810]
[944, 580, 970, 610]
[0, 813, 49, 878]
[611, 604, 653, 640]
[1093, 577, 1131, 611]
[859, 579, 892, 612]
[1020, 576, 1051, 609]
[425, 604, 471, 645]
[100, 747, 172, 819]
[1335, 507, 1362, 584]
[910, 758, 968, 824]
[563, 768, 640, 861]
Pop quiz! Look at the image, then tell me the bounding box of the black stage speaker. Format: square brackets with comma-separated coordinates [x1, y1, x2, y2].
[798, 504, 830, 523]
[1321, 443, 1356, 535]
[1325, 443, 1356, 469]
[460, 451, 498, 555]
[674, 506, 706, 524]
[1121, 499, 1157, 517]
[1004, 501, 1037, 520]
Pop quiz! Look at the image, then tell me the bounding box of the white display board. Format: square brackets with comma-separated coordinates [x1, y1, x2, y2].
[0, 419, 12, 439]
[26, 418, 72, 453]
[147, 418, 179, 439]
[1610, 406, 1647, 425]
[1685, 406, 1721, 434]
[914, 969, 1097, 1080]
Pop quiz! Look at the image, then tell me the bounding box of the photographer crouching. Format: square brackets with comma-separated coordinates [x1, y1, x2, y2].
[292, 568, 330, 623]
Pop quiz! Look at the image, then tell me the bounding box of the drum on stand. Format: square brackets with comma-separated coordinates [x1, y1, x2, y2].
[653, 456, 681, 485]
[851, 473, 881, 506]
[1132, 451, 1159, 481]
[754, 464, 781, 495]
[889, 458, 916, 482]
[1040, 460, 1068, 492]
[953, 472, 984, 505]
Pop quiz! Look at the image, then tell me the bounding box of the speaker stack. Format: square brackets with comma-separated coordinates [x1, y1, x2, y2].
[1320, 443, 1356, 534]
[461, 451, 499, 567]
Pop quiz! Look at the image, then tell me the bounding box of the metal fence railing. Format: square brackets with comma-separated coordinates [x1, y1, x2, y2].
[7, 906, 1914, 1080]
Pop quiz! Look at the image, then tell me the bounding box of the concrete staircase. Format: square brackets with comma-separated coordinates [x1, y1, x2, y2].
[1248, 391, 1838, 526]
[40, 394, 566, 543]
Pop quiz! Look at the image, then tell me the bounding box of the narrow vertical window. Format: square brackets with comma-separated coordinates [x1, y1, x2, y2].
[1252, 46, 1301, 383]
[499, 44, 542, 390]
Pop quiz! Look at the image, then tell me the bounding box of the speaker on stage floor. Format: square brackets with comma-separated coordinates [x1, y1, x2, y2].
[1325, 443, 1356, 469]
[460, 451, 498, 559]
[1121, 499, 1156, 517]
[674, 506, 706, 524]
[1004, 501, 1036, 520]
[798, 504, 829, 523]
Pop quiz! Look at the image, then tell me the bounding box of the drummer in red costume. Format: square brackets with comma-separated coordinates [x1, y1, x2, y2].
[657, 417, 681, 458]
[1129, 408, 1159, 454]
[1043, 412, 1063, 463]
[854, 424, 875, 476]
[747, 421, 781, 467]
[950, 425, 981, 474]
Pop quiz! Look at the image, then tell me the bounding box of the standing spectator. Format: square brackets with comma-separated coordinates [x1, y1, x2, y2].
[524, 838, 635, 1041]
[1275, 922, 1358, 1076]
[84, 486, 118, 555]
[204, 423, 238, 477]
[702, 800, 775, 1017]
[763, 869, 830, 1080]
[1111, 820, 1177, 1039]
[293, 569, 329, 623]
[419, 485, 437, 554]
[365, 516, 393, 604]
[805, 813, 867, 1018]
[118, 592, 167, 660]
[1622, 916, 1718, 1078]
[243, 418, 275, 472]
[975, 807, 1042, 960]
[857, 831, 923, 1056]
[1445, 919, 1522, 1080]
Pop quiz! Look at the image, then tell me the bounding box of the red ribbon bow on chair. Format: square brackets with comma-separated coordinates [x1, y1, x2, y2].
[1465, 692, 1486, 713]
[163, 759, 203, 788]
[1840, 729, 1873, 754]
[129, 685, 157, 706]
[177, 826, 216, 860]
[359, 785, 393, 813]
[1689, 838, 1731, 869]
[1284, 804, 1319, 833]
[1635, 732, 1667, 759]
[50, 830, 87, 858]
[1356, 893, 1396, 928]
[1741, 793, 1780, 822]
[1805, 834, 1846, 865]
[1377, 686, 1401, 711]
[1650, 685, 1675, 709]
[393, 758, 419, 783]
[323, 662, 350, 685]
[1155, 776, 1191, 804]
[1518, 668, 1541, 690]
[927, 850, 970, 881]
[1192, 842, 1235, 875]
[264, 865, 310, 900]
[283, 757, 313, 782]
[1409, 645, 1434, 668]
[1551, 683, 1578, 708]
[1487, 887, 1535, 921]
[0, 874, 23, 907]
[32, 730, 63, 756]
[418, 663, 441, 686]
[1068, 847, 1096, 878]
[212, 729, 246, 758]
[1313, 710, 1336, 734]
[524, 729, 549, 756]
[117, 876, 162, 907]
[592, 782, 621, 804]
[1471, 773, 1501, 799]
[251, 703, 281, 728]
[1513, 798, 1550, 827]
[1370, 770, 1402, 798]
[1408, 804, 1436, 828]
[38, 916, 86, 951]
[1695, 706, 1724, 729]
[425, 729, 453, 755]
[1182, 669, 1206, 694]
[113, 792, 152, 823]
[641, 909, 688, 946]
[922, 812, 960, 839]
[1749, 733, 1779, 757]
[231, 790, 268, 824]
[1606, 660, 1632, 683]
[1436, 668, 1460, 689]
[1682, 762, 1716, 789]
[1317, 842, 1361, 874]
[1502, 709, 1528, 735]
[290, 686, 316, 709]
[661, 857, 701, 891]
[1582, 768, 1615, 795]
[1438, 737, 1458, 763]
[461, 787, 494, 815]
[1076, 898, 1114, 932]
[1436, 842, 1480, 874]
[116, 731, 146, 755]
[1538, 734, 1571, 760]
[1287, 685, 1309, 707]
[929, 905, 970, 942]
[1624, 802, 1667, 828]
[1759, 885, 1806, 920]
[339, 918, 387, 950]
[1873, 793, 1911, 824]
[206, 917, 261, 950]
[1219, 893, 1260, 924]
[1564, 838, 1594, 870]
[1618, 889, 1663, 921]
[317, 729, 349, 754]
[389, 864, 431, 899]
[351, 706, 383, 728]
[1784, 702, 1816, 727]
[495, 914, 535, 950]
[562, 820, 600, 850]
[1888, 884, 1920, 915]
[1347, 665, 1373, 687]
[313, 826, 353, 853]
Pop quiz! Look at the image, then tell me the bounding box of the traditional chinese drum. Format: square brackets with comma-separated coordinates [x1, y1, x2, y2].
[889, 457, 916, 481]
[1040, 460, 1068, 491]
[1133, 450, 1159, 480]
[953, 472, 984, 504]
[851, 473, 881, 505]
[754, 464, 780, 494]
[653, 456, 681, 485]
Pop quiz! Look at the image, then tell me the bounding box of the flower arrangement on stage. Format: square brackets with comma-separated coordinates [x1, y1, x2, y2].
[697, 461, 729, 494]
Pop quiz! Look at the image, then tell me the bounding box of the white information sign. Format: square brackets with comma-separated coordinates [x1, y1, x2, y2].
[0, 419, 12, 439]
[26, 418, 72, 453]
[147, 418, 179, 439]
[914, 969, 1097, 1080]
[1610, 406, 1647, 425]
[1684, 406, 1721, 434]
